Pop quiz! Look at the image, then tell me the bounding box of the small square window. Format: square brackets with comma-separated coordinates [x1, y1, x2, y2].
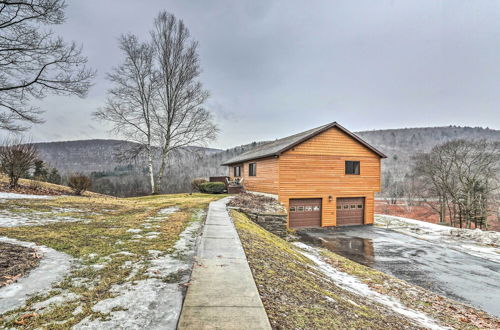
[290, 206, 296, 212]
[345, 161, 360, 175]
[313, 206, 320, 211]
[350, 204, 356, 209]
[337, 205, 342, 210]
[297, 206, 304, 212]
[357, 204, 363, 209]
[343, 205, 349, 209]
[305, 206, 313, 211]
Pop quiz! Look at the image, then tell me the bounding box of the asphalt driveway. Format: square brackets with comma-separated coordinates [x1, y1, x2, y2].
[299, 226, 500, 317]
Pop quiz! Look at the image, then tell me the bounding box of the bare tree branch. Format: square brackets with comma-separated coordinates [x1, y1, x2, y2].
[0, 0, 95, 131]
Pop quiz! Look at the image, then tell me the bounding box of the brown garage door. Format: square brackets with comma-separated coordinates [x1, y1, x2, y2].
[336, 197, 364, 226]
[289, 198, 322, 228]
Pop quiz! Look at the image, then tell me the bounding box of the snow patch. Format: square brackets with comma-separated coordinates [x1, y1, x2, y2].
[74, 210, 204, 330]
[0, 192, 54, 200]
[0, 208, 87, 227]
[0, 237, 73, 314]
[32, 291, 80, 311]
[293, 242, 448, 330]
[376, 214, 500, 263]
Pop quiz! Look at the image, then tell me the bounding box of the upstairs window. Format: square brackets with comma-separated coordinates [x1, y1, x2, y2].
[249, 163, 257, 176]
[233, 166, 241, 177]
[345, 161, 360, 175]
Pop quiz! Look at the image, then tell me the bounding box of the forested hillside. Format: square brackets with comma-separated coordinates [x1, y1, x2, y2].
[33, 126, 500, 196]
[357, 126, 500, 182]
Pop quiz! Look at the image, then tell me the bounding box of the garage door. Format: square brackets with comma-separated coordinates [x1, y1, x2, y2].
[336, 197, 364, 226]
[289, 198, 322, 228]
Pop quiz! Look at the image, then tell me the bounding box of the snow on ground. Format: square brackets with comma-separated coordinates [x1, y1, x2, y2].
[0, 192, 54, 200]
[75, 208, 203, 330]
[0, 209, 87, 227]
[0, 237, 73, 314]
[293, 242, 448, 330]
[375, 214, 500, 263]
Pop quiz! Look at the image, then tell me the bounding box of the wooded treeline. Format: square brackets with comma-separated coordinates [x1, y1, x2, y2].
[383, 139, 500, 229]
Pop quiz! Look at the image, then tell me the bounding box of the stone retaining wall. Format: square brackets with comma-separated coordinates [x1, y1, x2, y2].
[230, 207, 288, 238]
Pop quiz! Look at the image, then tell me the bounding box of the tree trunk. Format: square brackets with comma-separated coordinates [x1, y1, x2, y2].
[147, 147, 155, 195]
[155, 145, 169, 194]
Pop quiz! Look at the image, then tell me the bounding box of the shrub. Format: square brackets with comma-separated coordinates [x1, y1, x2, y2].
[199, 182, 226, 194]
[191, 178, 208, 192]
[0, 140, 38, 188]
[68, 174, 92, 195]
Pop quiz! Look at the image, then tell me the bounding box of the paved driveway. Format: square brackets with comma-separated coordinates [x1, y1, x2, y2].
[299, 226, 500, 317]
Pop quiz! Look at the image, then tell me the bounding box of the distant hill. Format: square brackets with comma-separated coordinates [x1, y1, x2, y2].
[356, 126, 500, 179]
[32, 139, 260, 196]
[32, 126, 500, 196]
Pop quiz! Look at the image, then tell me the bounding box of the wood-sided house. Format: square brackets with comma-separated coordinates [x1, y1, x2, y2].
[222, 122, 386, 228]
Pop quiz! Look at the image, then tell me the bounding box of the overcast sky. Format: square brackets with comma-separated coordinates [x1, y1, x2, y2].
[26, 0, 500, 149]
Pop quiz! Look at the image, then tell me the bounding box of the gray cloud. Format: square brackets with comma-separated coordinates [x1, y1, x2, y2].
[19, 0, 500, 148]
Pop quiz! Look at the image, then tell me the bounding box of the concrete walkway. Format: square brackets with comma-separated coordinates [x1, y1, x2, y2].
[178, 197, 271, 329]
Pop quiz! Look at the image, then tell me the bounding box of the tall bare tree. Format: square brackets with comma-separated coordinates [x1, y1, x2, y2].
[94, 34, 158, 194]
[96, 11, 217, 194]
[0, 0, 95, 131]
[151, 11, 218, 193]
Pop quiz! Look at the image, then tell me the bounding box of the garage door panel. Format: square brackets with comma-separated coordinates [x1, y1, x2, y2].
[289, 198, 322, 228]
[336, 197, 364, 226]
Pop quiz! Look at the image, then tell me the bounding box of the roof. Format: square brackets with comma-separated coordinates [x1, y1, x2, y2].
[221, 122, 387, 165]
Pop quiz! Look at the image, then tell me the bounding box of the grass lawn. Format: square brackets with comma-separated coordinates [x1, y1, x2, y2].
[0, 193, 224, 328]
[231, 211, 500, 330]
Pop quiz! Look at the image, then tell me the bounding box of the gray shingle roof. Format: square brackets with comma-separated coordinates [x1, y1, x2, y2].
[221, 122, 386, 165]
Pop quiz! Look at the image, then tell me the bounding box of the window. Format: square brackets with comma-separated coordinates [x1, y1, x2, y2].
[290, 206, 296, 212]
[297, 206, 304, 212]
[337, 205, 342, 210]
[343, 205, 349, 209]
[249, 163, 257, 176]
[357, 204, 363, 209]
[345, 161, 360, 175]
[233, 166, 241, 177]
[305, 206, 313, 211]
[313, 206, 320, 211]
[350, 204, 356, 209]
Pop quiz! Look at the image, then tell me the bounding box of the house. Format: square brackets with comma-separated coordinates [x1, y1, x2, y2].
[222, 122, 386, 228]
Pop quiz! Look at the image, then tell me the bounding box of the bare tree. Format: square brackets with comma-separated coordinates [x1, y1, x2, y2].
[151, 11, 218, 193]
[94, 34, 158, 194]
[412, 140, 500, 229]
[0, 139, 38, 187]
[0, 0, 95, 131]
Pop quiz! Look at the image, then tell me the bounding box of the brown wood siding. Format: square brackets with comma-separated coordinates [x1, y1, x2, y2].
[278, 127, 381, 226]
[229, 157, 279, 195]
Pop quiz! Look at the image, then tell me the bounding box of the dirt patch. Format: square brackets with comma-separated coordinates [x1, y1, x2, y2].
[0, 242, 41, 288]
[228, 193, 285, 214]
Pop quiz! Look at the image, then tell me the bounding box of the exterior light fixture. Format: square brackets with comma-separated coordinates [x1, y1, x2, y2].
[328, 195, 333, 202]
